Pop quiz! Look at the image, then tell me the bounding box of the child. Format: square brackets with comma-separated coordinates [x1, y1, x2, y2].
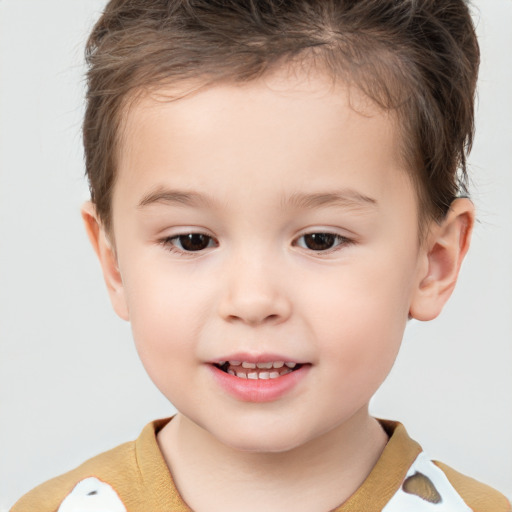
[11, 0, 510, 511]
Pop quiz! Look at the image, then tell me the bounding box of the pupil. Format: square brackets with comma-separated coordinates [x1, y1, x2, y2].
[180, 234, 210, 251]
[304, 233, 335, 251]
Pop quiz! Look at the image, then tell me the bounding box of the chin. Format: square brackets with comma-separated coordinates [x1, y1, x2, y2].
[223, 434, 302, 454]
[211, 420, 312, 454]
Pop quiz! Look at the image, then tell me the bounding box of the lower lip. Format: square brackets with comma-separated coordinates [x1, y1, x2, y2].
[208, 364, 310, 403]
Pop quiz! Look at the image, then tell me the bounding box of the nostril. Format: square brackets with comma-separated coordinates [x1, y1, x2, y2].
[218, 285, 292, 327]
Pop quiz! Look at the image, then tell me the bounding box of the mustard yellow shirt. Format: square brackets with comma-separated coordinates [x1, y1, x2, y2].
[11, 418, 510, 512]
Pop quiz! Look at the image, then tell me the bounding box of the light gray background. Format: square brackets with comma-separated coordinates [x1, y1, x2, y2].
[1, 0, 511, 509]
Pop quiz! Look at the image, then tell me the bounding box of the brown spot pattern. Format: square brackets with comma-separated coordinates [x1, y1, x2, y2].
[403, 472, 442, 504]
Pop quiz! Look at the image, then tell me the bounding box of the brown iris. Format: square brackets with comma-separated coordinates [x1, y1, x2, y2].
[302, 233, 337, 251]
[177, 233, 212, 251]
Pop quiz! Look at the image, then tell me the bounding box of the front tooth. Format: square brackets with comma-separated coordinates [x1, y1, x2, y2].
[259, 372, 270, 379]
[229, 361, 241, 366]
[256, 362, 273, 369]
[242, 362, 256, 369]
[235, 371, 247, 379]
[247, 372, 258, 379]
[269, 371, 280, 379]
[285, 362, 296, 368]
[273, 361, 284, 368]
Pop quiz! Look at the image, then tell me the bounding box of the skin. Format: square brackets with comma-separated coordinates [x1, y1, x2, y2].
[83, 68, 474, 512]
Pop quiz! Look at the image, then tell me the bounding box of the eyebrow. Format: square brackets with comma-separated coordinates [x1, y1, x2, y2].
[138, 189, 215, 209]
[137, 187, 377, 211]
[284, 190, 378, 210]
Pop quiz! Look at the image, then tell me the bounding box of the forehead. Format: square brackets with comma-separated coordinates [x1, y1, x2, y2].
[120, 67, 402, 158]
[114, 69, 415, 218]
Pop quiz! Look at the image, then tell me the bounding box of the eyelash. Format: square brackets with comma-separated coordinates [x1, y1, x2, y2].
[159, 231, 353, 256]
[160, 233, 218, 256]
[295, 233, 353, 253]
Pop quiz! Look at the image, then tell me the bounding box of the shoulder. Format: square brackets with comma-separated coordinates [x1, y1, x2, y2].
[363, 420, 511, 512]
[433, 460, 511, 512]
[11, 438, 137, 512]
[10, 418, 188, 512]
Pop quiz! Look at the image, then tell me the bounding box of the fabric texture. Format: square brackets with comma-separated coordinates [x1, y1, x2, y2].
[11, 418, 510, 512]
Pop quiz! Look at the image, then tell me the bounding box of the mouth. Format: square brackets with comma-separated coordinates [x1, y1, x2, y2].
[209, 357, 310, 402]
[213, 360, 303, 380]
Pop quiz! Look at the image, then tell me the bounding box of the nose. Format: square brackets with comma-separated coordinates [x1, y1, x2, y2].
[217, 251, 292, 326]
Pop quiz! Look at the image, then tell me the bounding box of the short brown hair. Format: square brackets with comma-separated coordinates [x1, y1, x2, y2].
[84, 0, 480, 234]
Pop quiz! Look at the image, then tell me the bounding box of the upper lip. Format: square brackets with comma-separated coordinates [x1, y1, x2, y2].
[209, 353, 307, 364]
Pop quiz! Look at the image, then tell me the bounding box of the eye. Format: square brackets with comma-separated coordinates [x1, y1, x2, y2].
[295, 232, 351, 252]
[164, 233, 217, 253]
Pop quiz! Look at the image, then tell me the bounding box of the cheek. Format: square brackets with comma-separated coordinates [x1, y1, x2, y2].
[124, 272, 206, 406]
[120, 259, 211, 371]
[307, 257, 414, 386]
[321, 296, 405, 372]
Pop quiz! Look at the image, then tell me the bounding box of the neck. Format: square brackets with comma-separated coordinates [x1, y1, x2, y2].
[157, 408, 388, 512]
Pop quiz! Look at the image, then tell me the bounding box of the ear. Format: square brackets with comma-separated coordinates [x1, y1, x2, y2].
[409, 198, 474, 321]
[81, 202, 129, 321]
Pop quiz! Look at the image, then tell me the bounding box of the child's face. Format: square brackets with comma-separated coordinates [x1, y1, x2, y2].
[105, 71, 428, 452]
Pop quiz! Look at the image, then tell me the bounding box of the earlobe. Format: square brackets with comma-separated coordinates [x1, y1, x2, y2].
[409, 198, 474, 321]
[81, 202, 130, 321]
